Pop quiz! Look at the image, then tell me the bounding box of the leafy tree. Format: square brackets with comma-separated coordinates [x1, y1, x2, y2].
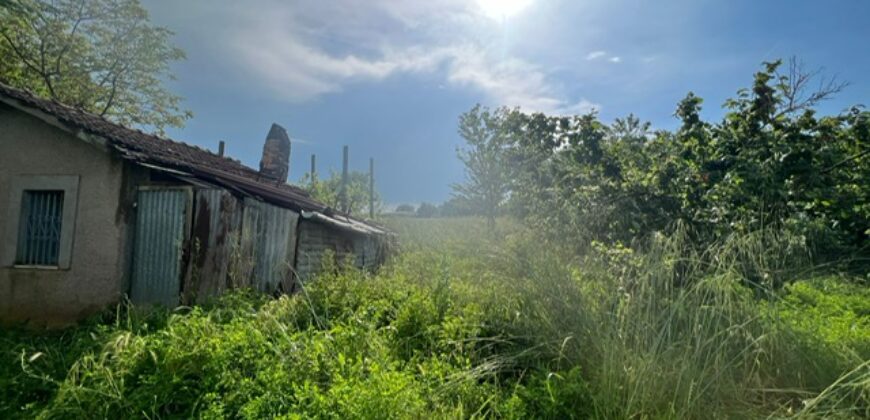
[453, 105, 512, 228]
[416, 202, 438, 218]
[0, 0, 191, 132]
[462, 59, 868, 265]
[300, 171, 381, 219]
[438, 196, 474, 217]
[395, 203, 415, 213]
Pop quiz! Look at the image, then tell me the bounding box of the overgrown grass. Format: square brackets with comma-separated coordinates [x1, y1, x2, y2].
[1, 217, 868, 418]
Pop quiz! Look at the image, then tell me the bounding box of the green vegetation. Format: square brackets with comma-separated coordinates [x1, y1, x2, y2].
[2, 218, 868, 418]
[300, 170, 380, 219]
[0, 0, 191, 132]
[453, 59, 868, 264]
[415, 202, 439, 218]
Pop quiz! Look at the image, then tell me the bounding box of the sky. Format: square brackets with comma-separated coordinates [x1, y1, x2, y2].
[141, 0, 870, 206]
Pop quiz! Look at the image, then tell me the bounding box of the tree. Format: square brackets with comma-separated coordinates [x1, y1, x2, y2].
[416, 202, 438, 218]
[453, 105, 512, 228]
[395, 204, 415, 213]
[439, 196, 474, 217]
[463, 58, 867, 261]
[0, 0, 191, 132]
[300, 170, 381, 219]
[775, 56, 848, 118]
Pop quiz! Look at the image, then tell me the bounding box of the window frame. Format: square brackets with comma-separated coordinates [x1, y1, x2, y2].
[2, 175, 79, 270]
[16, 190, 65, 267]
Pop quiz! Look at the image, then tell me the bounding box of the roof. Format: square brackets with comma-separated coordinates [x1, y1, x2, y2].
[0, 81, 388, 236]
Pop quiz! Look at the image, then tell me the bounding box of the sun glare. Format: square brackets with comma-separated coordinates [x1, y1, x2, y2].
[476, 0, 534, 20]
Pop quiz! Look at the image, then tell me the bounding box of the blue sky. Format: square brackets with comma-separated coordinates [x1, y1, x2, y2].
[142, 0, 870, 206]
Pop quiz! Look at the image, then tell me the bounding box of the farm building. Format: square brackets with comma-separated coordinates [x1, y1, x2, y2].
[0, 82, 391, 326]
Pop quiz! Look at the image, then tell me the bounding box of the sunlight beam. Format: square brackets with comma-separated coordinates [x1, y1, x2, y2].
[475, 0, 534, 20]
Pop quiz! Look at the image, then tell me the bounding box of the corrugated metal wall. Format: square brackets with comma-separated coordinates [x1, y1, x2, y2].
[128, 184, 384, 303]
[183, 189, 242, 303]
[130, 188, 190, 306]
[237, 199, 259, 287]
[243, 198, 299, 293]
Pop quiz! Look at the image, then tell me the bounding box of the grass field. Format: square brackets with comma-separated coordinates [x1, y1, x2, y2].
[1, 217, 868, 419]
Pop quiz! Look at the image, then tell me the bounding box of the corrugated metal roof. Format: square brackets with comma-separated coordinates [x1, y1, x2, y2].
[301, 211, 389, 236]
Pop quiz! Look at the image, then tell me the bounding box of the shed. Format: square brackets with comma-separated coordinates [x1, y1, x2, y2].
[0, 82, 391, 325]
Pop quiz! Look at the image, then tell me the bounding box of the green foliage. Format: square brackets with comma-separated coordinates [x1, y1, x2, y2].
[772, 277, 870, 358]
[299, 170, 380, 218]
[453, 105, 513, 227]
[438, 196, 476, 217]
[415, 202, 439, 218]
[454, 59, 869, 265]
[0, 0, 191, 133]
[511, 368, 594, 419]
[2, 218, 867, 419]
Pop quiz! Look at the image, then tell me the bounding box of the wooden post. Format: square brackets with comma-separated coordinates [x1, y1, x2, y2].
[310, 154, 316, 179]
[218, 140, 225, 157]
[340, 145, 349, 213]
[369, 158, 375, 219]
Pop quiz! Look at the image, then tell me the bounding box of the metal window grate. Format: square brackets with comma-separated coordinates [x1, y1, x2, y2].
[16, 190, 64, 266]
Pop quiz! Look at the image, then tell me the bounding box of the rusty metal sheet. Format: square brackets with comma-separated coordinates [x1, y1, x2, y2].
[237, 200, 259, 288]
[243, 198, 299, 293]
[183, 189, 242, 303]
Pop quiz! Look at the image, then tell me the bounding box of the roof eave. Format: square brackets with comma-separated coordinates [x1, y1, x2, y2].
[0, 95, 110, 152]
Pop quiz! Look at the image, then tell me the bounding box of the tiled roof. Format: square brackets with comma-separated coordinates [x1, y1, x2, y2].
[0, 82, 386, 236]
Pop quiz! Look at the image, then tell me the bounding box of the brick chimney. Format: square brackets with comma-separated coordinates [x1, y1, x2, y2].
[259, 123, 291, 182]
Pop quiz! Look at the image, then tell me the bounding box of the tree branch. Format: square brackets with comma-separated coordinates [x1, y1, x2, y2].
[776, 56, 849, 118]
[0, 30, 42, 75]
[52, 0, 89, 77]
[821, 149, 870, 174]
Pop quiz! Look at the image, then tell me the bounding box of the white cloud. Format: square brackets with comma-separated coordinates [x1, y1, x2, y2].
[234, 36, 451, 100]
[194, 0, 597, 114]
[446, 45, 599, 114]
[586, 50, 607, 60]
[586, 50, 622, 64]
[556, 99, 599, 115]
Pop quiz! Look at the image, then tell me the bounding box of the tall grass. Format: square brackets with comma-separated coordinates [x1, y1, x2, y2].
[389, 217, 869, 418]
[1, 217, 867, 418]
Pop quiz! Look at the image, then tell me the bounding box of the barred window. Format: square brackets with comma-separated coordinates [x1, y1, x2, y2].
[16, 190, 65, 266]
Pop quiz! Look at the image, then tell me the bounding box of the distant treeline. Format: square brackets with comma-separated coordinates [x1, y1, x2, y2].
[390, 199, 477, 218]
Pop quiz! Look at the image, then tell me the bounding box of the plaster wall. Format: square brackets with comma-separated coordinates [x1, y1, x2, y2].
[0, 103, 127, 326]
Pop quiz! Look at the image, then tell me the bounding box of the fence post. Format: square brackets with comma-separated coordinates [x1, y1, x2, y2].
[340, 146, 349, 213]
[369, 158, 375, 219]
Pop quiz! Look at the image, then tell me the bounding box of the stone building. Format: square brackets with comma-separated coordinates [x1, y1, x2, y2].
[0, 82, 390, 326]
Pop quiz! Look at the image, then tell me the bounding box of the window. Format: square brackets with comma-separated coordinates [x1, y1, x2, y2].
[16, 191, 65, 266]
[2, 175, 79, 269]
